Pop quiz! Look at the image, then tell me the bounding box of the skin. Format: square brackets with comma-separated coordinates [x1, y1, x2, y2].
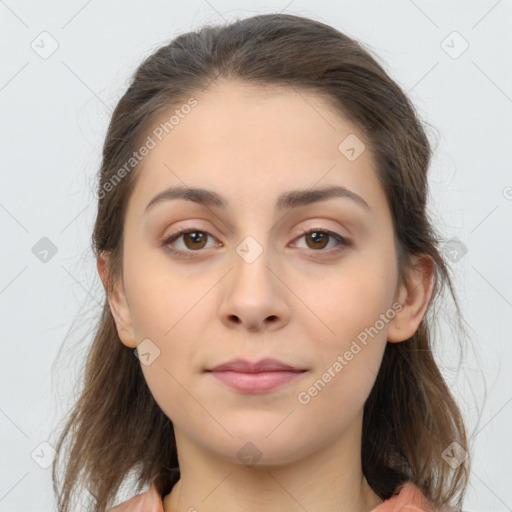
[98, 79, 434, 512]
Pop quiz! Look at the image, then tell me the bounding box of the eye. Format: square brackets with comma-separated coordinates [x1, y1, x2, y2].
[292, 227, 351, 253]
[161, 228, 218, 257]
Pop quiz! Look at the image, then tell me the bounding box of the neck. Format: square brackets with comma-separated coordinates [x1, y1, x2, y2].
[162, 416, 384, 512]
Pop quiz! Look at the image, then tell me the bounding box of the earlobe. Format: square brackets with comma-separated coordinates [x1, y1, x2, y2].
[96, 252, 138, 349]
[387, 255, 435, 343]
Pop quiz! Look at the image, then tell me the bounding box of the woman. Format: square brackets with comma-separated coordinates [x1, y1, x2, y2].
[52, 13, 470, 512]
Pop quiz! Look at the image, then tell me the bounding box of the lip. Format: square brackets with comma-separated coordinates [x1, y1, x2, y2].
[205, 358, 308, 393]
[209, 370, 306, 393]
[206, 357, 305, 372]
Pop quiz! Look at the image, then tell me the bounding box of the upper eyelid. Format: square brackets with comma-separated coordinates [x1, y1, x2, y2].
[164, 218, 350, 238]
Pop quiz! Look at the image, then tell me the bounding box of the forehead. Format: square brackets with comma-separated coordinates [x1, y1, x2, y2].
[126, 80, 386, 217]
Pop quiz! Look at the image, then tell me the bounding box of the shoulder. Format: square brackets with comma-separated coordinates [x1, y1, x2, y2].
[107, 483, 164, 512]
[369, 482, 440, 512]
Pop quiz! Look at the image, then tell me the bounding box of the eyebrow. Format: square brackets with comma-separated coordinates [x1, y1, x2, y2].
[144, 185, 370, 214]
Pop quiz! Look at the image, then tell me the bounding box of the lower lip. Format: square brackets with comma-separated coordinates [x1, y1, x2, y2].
[208, 370, 306, 393]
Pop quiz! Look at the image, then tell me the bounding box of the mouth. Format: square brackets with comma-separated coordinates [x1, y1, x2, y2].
[206, 369, 308, 393]
[205, 358, 308, 393]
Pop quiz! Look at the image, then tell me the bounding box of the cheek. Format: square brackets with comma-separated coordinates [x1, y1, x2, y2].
[133, 287, 204, 426]
[295, 271, 392, 423]
[123, 266, 200, 404]
[125, 250, 201, 339]
[302, 254, 396, 391]
[316, 261, 396, 336]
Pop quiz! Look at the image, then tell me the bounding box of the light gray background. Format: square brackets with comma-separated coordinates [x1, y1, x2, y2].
[1, 1, 511, 511]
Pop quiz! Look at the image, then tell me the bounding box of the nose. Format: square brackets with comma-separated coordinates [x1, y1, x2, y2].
[218, 247, 290, 332]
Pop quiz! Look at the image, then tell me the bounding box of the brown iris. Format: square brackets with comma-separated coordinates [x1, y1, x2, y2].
[304, 231, 329, 250]
[183, 231, 207, 250]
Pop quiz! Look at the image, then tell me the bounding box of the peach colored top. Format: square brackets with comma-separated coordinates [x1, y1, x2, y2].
[109, 481, 434, 512]
[370, 482, 435, 511]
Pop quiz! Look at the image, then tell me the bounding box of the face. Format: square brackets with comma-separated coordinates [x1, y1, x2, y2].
[105, 79, 408, 466]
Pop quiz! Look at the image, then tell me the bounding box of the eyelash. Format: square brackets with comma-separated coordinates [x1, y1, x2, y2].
[161, 227, 351, 259]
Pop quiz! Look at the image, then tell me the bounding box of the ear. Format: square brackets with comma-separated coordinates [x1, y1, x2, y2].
[97, 251, 137, 349]
[387, 254, 436, 343]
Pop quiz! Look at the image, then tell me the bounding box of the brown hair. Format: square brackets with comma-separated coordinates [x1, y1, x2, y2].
[52, 12, 472, 511]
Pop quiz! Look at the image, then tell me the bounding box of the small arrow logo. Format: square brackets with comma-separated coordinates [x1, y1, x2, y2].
[32, 236, 58, 263]
[30, 441, 57, 468]
[135, 339, 161, 366]
[236, 236, 263, 264]
[440, 31, 468, 59]
[338, 134, 365, 161]
[441, 441, 467, 469]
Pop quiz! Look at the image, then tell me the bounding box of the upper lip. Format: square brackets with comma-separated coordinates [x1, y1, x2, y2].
[206, 358, 306, 373]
